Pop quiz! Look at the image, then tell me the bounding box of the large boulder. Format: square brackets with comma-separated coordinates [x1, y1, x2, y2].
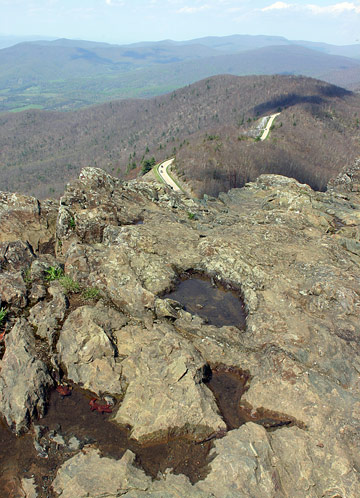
[56, 303, 126, 396]
[51, 448, 152, 498]
[0, 318, 53, 433]
[112, 321, 225, 442]
[0, 191, 57, 251]
[28, 281, 67, 345]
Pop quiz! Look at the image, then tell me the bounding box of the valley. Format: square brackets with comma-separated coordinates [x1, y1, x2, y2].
[1, 74, 360, 199]
[0, 35, 359, 113]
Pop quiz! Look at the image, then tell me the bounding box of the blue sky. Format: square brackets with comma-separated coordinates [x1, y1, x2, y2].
[1, 0, 360, 45]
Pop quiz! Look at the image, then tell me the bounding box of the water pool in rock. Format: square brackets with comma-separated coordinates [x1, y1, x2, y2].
[204, 365, 298, 432]
[164, 274, 246, 328]
[0, 386, 214, 497]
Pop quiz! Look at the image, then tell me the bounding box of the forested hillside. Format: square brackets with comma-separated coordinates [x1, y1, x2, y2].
[1, 74, 359, 198]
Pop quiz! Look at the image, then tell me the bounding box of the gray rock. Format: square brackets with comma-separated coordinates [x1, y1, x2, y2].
[269, 426, 360, 497]
[29, 255, 59, 281]
[155, 298, 182, 319]
[51, 448, 152, 498]
[0, 271, 27, 308]
[50, 434, 66, 446]
[0, 240, 35, 272]
[28, 281, 67, 344]
[68, 436, 82, 451]
[57, 303, 126, 395]
[21, 477, 38, 498]
[196, 423, 277, 498]
[29, 282, 47, 302]
[0, 318, 53, 433]
[0, 191, 57, 251]
[113, 321, 225, 442]
[34, 439, 48, 458]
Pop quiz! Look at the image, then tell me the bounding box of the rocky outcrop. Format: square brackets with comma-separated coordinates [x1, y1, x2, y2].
[52, 421, 360, 497]
[0, 271, 27, 308]
[51, 448, 152, 498]
[112, 320, 225, 442]
[57, 303, 225, 442]
[1, 160, 360, 496]
[0, 191, 57, 251]
[28, 281, 67, 345]
[0, 319, 53, 433]
[56, 303, 126, 395]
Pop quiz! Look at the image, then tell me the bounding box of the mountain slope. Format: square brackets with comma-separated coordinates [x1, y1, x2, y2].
[1, 74, 359, 199]
[0, 37, 359, 112]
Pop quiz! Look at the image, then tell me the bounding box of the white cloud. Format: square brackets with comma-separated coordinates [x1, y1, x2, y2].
[105, 0, 124, 6]
[177, 4, 211, 14]
[262, 2, 292, 11]
[307, 2, 360, 14]
[261, 2, 360, 14]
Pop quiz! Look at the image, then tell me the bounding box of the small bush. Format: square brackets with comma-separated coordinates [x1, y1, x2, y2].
[45, 266, 64, 281]
[141, 157, 156, 175]
[187, 212, 196, 220]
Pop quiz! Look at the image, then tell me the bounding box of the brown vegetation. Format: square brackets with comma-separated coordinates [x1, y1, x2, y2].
[1, 74, 360, 198]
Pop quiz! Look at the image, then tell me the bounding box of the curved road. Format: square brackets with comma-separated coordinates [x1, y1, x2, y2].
[157, 113, 281, 191]
[260, 112, 281, 141]
[157, 158, 181, 192]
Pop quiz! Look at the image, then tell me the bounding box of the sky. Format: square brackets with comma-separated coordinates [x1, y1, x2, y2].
[1, 0, 360, 46]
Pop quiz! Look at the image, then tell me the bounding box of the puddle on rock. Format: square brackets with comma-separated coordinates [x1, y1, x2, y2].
[163, 273, 246, 328]
[0, 418, 39, 498]
[0, 386, 214, 498]
[204, 366, 250, 430]
[204, 365, 298, 432]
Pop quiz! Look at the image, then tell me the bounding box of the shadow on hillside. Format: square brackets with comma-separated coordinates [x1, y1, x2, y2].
[252, 86, 351, 115]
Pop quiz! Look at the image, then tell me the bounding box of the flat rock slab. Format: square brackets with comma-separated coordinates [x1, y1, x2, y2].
[113, 321, 225, 442]
[51, 448, 151, 498]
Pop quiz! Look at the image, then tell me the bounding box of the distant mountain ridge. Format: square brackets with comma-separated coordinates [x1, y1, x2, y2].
[0, 34, 359, 112]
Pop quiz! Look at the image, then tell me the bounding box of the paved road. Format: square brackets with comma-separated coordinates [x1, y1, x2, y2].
[260, 112, 281, 141]
[157, 158, 181, 192]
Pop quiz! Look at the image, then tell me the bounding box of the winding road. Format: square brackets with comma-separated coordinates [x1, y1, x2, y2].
[260, 112, 281, 141]
[157, 158, 181, 192]
[157, 113, 281, 191]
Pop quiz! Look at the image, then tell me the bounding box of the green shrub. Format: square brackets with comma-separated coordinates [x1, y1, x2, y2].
[141, 157, 156, 175]
[44, 266, 64, 281]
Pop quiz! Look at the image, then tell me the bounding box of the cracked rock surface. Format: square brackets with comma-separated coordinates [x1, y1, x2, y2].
[0, 160, 360, 496]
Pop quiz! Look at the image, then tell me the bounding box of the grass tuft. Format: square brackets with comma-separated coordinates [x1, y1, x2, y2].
[0, 307, 8, 325]
[44, 266, 64, 281]
[82, 287, 101, 300]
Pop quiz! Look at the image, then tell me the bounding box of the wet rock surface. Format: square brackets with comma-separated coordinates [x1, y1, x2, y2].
[0, 161, 360, 496]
